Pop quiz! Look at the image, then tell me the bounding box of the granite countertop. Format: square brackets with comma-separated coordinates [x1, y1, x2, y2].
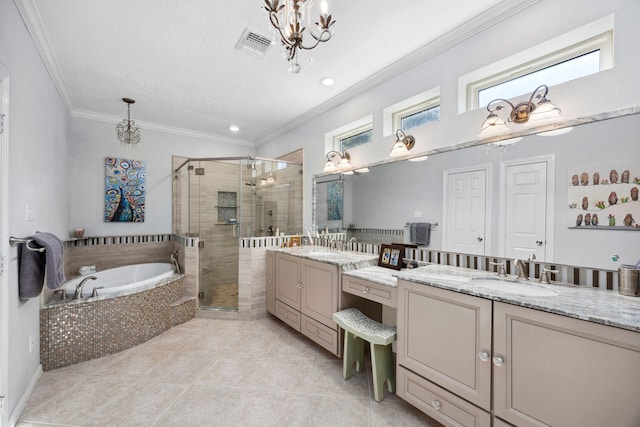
[394, 264, 640, 333]
[342, 266, 401, 287]
[272, 246, 378, 270]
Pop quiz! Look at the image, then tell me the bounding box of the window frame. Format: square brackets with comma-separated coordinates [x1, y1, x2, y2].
[458, 14, 614, 113]
[324, 115, 373, 153]
[382, 87, 440, 136]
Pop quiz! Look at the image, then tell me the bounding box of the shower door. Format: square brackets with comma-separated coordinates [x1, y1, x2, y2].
[173, 156, 303, 311]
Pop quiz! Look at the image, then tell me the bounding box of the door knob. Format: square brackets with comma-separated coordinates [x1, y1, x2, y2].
[536, 240, 543, 246]
[477, 237, 483, 242]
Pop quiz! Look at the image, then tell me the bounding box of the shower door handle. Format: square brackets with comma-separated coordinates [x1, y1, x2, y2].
[232, 224, 239, 238]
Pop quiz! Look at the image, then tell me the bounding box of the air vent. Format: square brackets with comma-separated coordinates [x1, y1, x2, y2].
[235, 28, 273, 59]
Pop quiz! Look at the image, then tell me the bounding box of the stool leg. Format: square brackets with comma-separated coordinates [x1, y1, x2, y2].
[343, 331, 365, 380]
[370, 342, 395, 402]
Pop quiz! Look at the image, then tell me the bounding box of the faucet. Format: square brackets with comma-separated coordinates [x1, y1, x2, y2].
[513, 258, 528, 281]
[539, 267, 559, 284]
[170, 250, 181, 275]
[489, 261, 507, 278]
[73, 276, 97, 300]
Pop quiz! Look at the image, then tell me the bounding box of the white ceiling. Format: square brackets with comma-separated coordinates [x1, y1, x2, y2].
[16, 0, 537, 146]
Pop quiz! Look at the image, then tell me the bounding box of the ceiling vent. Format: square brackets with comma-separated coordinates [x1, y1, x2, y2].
[235, 28, 273, 59]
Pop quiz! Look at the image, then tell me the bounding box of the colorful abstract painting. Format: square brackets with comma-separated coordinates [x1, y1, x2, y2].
[327, 180, 343, 221]
[105, 157, 145, 222]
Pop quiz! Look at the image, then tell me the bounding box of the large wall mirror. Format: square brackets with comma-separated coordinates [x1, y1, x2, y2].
[313, 110, 640, 270]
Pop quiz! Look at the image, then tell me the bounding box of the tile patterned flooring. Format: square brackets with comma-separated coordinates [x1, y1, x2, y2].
[18, 316, 443, 427]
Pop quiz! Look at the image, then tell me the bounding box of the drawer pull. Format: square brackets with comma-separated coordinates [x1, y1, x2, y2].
[478, 351, 489, 362]
[363, 287, 369, 293]
[283, 312, 288, 318]
[314, 329, 320, 336]
[492, 356, 504, 367]
[432, 400, 441, 410]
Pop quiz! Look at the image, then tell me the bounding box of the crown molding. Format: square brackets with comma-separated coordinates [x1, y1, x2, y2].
[71, 110, 255, 148]
[255, 0, 541, 146]
[15, 0, 74, 113]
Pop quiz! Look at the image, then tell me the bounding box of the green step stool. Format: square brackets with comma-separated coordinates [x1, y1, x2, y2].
[332, 308, 397, 402]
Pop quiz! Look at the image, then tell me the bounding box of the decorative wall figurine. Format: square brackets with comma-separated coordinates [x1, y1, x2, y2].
[568, 165, 639, 230]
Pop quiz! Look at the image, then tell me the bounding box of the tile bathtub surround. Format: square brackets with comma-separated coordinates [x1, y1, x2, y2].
[19, 317, 443, 427]
[40, 277, 194, 371]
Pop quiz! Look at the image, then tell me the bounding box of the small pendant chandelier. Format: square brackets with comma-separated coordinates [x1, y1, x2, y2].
[263, 0, 336, 74]
[116, 98, 141, 148]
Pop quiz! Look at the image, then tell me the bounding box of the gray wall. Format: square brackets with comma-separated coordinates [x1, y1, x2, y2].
[0, 0, 70, 421]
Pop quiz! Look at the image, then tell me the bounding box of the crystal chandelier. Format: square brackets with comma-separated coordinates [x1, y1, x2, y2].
[263, 0, 336, 73]
[116, 98, 141, 147]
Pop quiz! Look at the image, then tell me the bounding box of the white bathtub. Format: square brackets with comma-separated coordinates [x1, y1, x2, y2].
[62, 263, 179, 298]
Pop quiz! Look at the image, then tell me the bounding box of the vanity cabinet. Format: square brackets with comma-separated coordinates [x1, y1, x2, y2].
[396, 280, 492, 411]
[493, 301, 640, 427]
[397, 279, 640, 427]
[273, 252, 340, 355]
[266, 251, 275, 315]
[342, 275, 397, 308]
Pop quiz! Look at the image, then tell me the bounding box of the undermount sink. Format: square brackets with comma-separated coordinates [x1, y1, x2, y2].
[470, 278, 560, 297]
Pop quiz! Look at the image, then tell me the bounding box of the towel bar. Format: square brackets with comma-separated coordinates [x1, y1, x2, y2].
[404, 222, 438, 229]
[9, 236, 45, 252]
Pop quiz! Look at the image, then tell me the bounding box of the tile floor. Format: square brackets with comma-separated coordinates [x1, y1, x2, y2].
[18, 316, 443, 427]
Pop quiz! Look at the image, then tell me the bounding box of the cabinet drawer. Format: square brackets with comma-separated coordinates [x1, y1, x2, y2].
[301, 314, 339, 356]
[275, 300, 300, 331]
[343, 276, 397, 308]
[397, 366, 490, 427]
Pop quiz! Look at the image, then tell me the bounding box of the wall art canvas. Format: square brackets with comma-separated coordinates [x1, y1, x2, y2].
[327, 180, 343, 221]
[105, 157, 146, 222]
[567, 165, 639, 230]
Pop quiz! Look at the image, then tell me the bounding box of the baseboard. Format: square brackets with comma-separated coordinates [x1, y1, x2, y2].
[8, 364, 42, 427]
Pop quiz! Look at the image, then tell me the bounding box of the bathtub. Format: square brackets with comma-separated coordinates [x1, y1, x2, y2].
[42, 262, 192, 370]
[62, 262, 179, 298]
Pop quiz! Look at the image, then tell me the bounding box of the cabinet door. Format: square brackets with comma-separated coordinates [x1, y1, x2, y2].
[493, 302, 640, 427]
[300, 259, 339, 329]
[266, 251, 275, 315]
[397, 280, 492, 410]
[275, 253, 301, 309]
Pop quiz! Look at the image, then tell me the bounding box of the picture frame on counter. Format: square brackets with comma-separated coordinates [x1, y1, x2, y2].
[378, 244, 404, 270]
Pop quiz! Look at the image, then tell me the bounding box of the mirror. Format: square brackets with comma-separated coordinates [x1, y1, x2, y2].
[313, 110, 640, 270]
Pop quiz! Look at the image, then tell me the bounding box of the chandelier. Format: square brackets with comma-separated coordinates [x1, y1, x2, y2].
[263, 0, 336, 73]
[116, 98, 141, 147]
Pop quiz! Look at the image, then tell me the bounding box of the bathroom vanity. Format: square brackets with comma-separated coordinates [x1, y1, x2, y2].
[267, 249, 640, 426]
[395, 266, 640, 427]
[267, 247, 378, 355]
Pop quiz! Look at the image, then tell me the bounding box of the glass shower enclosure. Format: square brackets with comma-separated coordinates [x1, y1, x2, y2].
[173, 156, 303, 311]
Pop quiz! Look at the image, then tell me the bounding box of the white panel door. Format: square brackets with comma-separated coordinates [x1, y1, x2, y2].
[504, 161, 548, 261]
[444, 169, 487, 255]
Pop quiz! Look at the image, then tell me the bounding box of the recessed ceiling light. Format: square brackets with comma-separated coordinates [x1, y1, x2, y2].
[320, 77, 335, 87]
[229, 125, 240, 132]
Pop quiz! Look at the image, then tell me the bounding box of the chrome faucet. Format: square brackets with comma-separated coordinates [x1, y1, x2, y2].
[73, 276, 97, 300]
[170, 250, 181, 274]
[539, 267, 559, 284]
[513, 258, 528, 281]
[490, 261, 507, 278]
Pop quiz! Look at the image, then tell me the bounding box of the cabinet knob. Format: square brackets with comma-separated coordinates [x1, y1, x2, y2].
[478, 351, 489, 362]
[431, 400, 441, 410]
[283, 312, 288, 318]
[363, 287, 369, 293]
[492, 356, 504, 366]
[314, 330, 320, 336]
[267, 280, 272, 285]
